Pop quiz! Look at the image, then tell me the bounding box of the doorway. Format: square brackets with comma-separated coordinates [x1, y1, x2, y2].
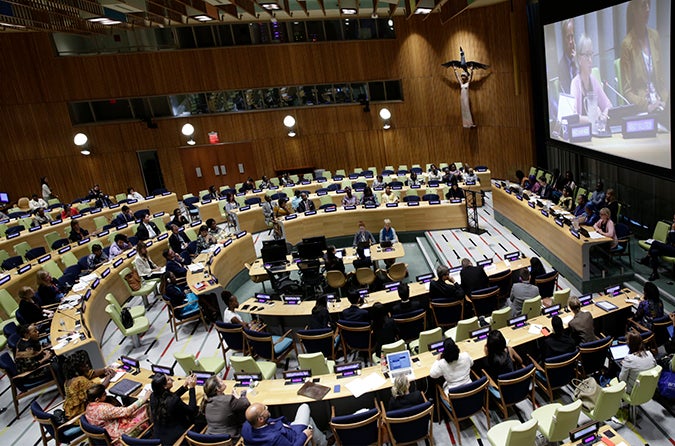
[137, 150, 166, 195]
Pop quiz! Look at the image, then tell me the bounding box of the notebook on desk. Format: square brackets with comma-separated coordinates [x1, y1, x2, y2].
[109, 378, 142, 397]
[296, 381, 330, 401]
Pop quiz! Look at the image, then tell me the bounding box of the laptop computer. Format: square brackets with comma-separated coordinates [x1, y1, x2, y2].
[386, 350, 415, 383]
[609, 344, 630, 365]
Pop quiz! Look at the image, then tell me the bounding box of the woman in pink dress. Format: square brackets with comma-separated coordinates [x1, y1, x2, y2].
[85, 383, 150, 444]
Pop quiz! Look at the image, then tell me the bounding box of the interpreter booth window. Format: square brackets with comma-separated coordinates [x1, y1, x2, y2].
[324, 20, 342, 40]
[232, 24, 253, 45]
[91, 99, 133, 121]
[194, 25, 217, 48]
[147, 96, 173, 118]
[343, 19, 360, 40]
[306, 21, 325, 42]
[175, 27, 197, 49]
[291, 22, 307, 42]
[68, 102, 95, 125]
[269, 22, 288, 43]
[214, 25, 235, 46]
[251, 23, 273, 44]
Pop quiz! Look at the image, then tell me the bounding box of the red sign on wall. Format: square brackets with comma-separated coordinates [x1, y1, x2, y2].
[208, 131, 220, 144]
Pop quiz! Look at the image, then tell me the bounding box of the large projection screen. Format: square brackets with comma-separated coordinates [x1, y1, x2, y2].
[543, 0, 671, 169]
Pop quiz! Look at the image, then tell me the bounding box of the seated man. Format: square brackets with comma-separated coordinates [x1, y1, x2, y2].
[296, 192, 315, 213]
[391, 283, 421, 316]
[429, 265, 464, 302]
[206, 218, 225, 240]
[506, 268, 540, 317]
[109, 233, 131, 258]
[352, 246, 372, 270]
[136, 212, 160, 241]
[459, 258, 489, 297]
[168, 224, 190, 254]
[116, 205, 135, 224]
[567, 296, 597, 344]
[87, 244, 108, 270]
[163, 248, 187, 278]
[341, 292, 369, 323]
[640, 212, 675, 281]
[32, 207, 52, 227]
[579, 204, 598, 226]
[241, 402, 326, 446]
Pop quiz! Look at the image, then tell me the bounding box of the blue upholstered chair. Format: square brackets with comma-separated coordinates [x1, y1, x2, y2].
[380, 397, 434, 446]
[79, 415, 113, 445]
[466, 286, 500, 317]
[336, 320, 373, 364]
[296, 327, 337, 360]
[430, 299, 464, 330]
[244, 328, 296, 367]
[529, 350, 580, 401]
[185, 430, 232, 446]
[0, 351, 62, 417]
[215, 321, 248, 358]
[437, 377, 490, 445]
[392, 309, 426, 345]
[121, 434, 161, 445]
[329, 406, 381, 446]
[485, 364, 536, 418]
[31, 400, 85, 446]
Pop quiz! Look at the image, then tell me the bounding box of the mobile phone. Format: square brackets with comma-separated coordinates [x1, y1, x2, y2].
[241, 304, 250, 310]
[313, 378, 320, 383]
[541, 327, 551, 336]
[412, 357, 420, 363]
[333, 384, 340, 393]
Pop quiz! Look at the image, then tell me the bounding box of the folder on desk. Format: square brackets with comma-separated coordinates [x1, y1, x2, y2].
[297, 381, 330, 401]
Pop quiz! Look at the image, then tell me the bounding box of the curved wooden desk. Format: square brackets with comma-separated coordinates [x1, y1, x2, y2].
[0, 193, 178, 257]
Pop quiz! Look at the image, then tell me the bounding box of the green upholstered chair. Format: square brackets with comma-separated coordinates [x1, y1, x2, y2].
[229, 355, 277, 380]
[105, 304, 150, 348]
[530, 400, 582, 443]
[174, 351, 225, 375]
[487, 418, 538, 446]
[298, 352, 335, 376]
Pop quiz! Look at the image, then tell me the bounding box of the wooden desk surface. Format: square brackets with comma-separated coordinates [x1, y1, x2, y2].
[492, 185, 609, 281]
[561, 424, 628, 446]
[0, 193, 178, 256]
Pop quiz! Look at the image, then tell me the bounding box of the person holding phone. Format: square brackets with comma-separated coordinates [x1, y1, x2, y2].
[150, 372, 199, 444]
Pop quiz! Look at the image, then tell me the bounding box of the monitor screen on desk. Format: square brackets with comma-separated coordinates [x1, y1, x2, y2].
[0, 192, 9, 204]
[297, 241, 324, 260]
[261, 245, 287, 265]
[302, 236, 327, 251]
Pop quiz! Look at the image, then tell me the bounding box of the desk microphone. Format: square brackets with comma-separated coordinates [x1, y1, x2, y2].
[604, 79, 632, 106]
[59, 311, 80, 321]
[145, 359, 182, 379]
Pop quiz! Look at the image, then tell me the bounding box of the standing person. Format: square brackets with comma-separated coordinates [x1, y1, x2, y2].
[352, 221, 376, 247]
[567, 296, 597, 344]
[85, 384, 150, 444]
[593, 207, 618, 248]
[201, 375, 250, 437]
[41, 176, 56, 201]
[633, 281, 664, 329]
[604, 189, 620, 224]
[459, 258, 489, 297]
[261, 195, 275, 227]
[224, 194, 241, 232]
[507, 269, 540, 317]
[150, 373, 199, 445]
[640, 212, 675, 281]
[620, 0, 667, 114]
[429, 338, 473, 393]
[529, 257, 546, 284]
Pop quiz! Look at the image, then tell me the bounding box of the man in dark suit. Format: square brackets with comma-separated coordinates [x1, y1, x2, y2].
[391, 283, 421, 316]
[296, 192, 316, 212]
[116, 205, 135, 225]
[459, 258, 489, 297]
[567, 296, 597, 345]
[168, 224, 190, 254]
[136, 212, 160, 241]
[429, 265, 464, 302]
[557, 19, 577, 95]
[163, 248, 187, 278]
[341, 292, 369, 323]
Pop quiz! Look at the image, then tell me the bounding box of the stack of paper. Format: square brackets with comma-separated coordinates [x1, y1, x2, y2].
[345, 373, 387, 398]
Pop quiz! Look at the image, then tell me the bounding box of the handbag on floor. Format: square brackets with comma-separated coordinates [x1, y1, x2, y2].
[572, 377, 600, 411]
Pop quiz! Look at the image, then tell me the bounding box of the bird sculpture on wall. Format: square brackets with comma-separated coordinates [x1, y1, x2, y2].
[442, 47, 489, 128]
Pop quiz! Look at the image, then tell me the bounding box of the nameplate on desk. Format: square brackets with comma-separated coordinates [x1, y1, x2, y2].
[364, 203, 377, 209]
[102, 268, 110, 278]
[505, 188, 513, 195]
[554, 218, 564, 227]
[465, 181, 476, 185]
[218, 196, 227, 201]
[146, 195, 156, 200]
[235, 192, 246, 197]
[410, 184, 421, 189]
[622, 116, 657, 139]
[18, 264, 31, 274]
[0, 275, 10, 286]
[569, 123, 592, 142]
[77, 237, 90, 245]
[494, 182, 502, 189]
[384, 281, 401, 292]
[113, 258, 123, 268]
[336, 189, 346, 194]
[304, 210, 317, 216]
[145, 240, 153, 247]
[116, 223, 128, 229]
[50, 219, 62, 225]
[162, 191, 172, 196]
[504, 251, 520, 261]
[91, 278, 100, 289]
[284, 214, 298, 221]
[317, 190, 328, 196]
[392, 185, 403, 190]
[386, 203, 398, 208]
[38, 254, 51, 264]
[255, 293, 271, 304]
[58, 246, 71, 254]
[201, 199, 212, 204]
[428, 200, 441, 205]
[449, 199, 461, 204]
[358, 288, 369, 299]
[578, 294, 593, 306]
[234, 373, 262, 387]
[364, 173, 374, 178]
[343, 205, 356, 211]
[283, 370, 311, 384]
[72, 214, 83, 219]
[569, 421, 599, 443]
[127, 199, 138, 204]
[190, 220, 202, 227]
[223, 239, 232, 247]
[508, 314, 528, 329]
[428, 340, 445, 354]
[541, 210, 549, 217]
[154, 233, 167, 242]
[324, 207, 337, 213]
[373, 187, 384, 191]
[475, 167, 488, 172]
[90, 208, 102, 214]
[6, 232, 19, 239]
[127, 249, 137, 258]
[0, 218, 8, 224]
[333, 175, 344, 181]
[470, 326, 490, 341]
[569, 228, 580, 239]
[283, 295, 302, 305]
[109, 204, 120, 209]
[96, 230, 109, 238]
[239, 206, 251, 211]
[334, 362, 362, 378]
[301, 180, 311, 185]
[236, 231, 247, 238]
[416, 273, 434, 284]
[516, 195, 523, 201]
[528, 201, 535, 209]
[252, 189, 262, 193]
[543, 304, 561, 317]
[477, 259, 493, 267]
[348, 174, 359, 179]
[604, 284, 621, 297]
[286, 182, 296, 186]
[212, 246, 222, 257]
[84, 289, 92, 301]
[316, 178, 326, 183]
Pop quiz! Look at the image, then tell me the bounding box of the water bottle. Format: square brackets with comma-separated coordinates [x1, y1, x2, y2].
[59, 318, 65, 329]
[380, 357, 388, 374]
[561, 119, 569, 140]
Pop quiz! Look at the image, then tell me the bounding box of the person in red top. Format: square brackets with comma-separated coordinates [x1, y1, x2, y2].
[60, 203, 79, 219]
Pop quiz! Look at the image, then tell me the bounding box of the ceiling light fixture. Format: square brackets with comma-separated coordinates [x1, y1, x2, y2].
[283, 115, 297, 137]
[73, 132, 92, 155]
[379, 108, 392, 130]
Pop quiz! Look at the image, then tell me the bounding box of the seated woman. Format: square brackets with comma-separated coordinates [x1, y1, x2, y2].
[406, 172, 423, 187]
[352, 221, 376, 247]
[206, 218, 225, 239]
[573, 194, 589, 218]
[616, 331, 656, 393]
[571, 34, 612, 128]
[126, 187, 145, 202]
[87, 244, 109, 271]
[85, 384, 149, 444]
[274, 196, 293, 219]
[372, 175, 387, 189]
[36, 270, 64, 306]
[65, 362, 118, 419]
[18, 286, 53, 324]
[202, 375, 250, 437]
[445, 183, 465, 200]
[380, 185, 399, 204]
[558, 186, 574, 211]
[542, 315, 576, 360]
[160, 272, 199, 317]
[379, 219, 398, 244]
[388, 375, 425, 410]
[133, 241, 163, 280]
[428, 167, 442, 182]
[15, 324, 55, 382]
[170, 208, 190, 228]
[150, 373, 198, 445]
[429, 338, 473, 393]
[593, 207, 618, 248]
[196, 225, 218, 252]
[483, 330, 522, 380]
[633, 281, 664, 330]
[309, 295, 332, 330]
[221, 291, 250, 328]
[341, 187, 358, 206]
[68, 220, 89, 243]
[360, 186, 379, 207]
[463, 167, 478, 184]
